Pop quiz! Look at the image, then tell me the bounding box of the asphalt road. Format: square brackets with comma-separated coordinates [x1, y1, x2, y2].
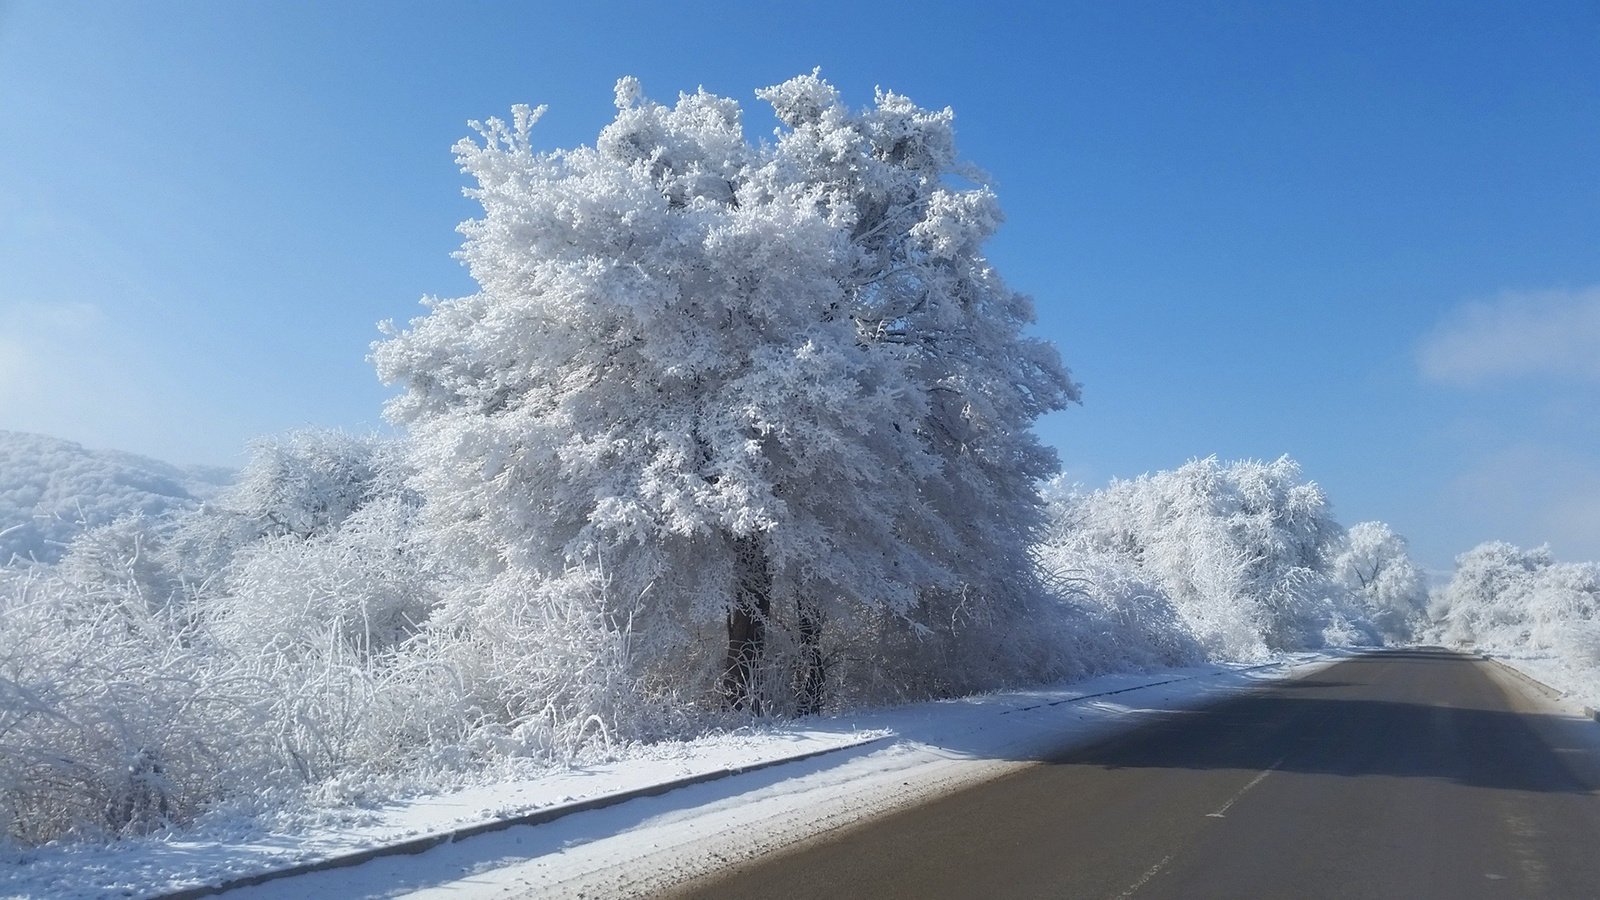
[666, 649, 1600, 899]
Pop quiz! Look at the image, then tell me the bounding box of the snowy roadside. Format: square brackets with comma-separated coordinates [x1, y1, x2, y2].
[0, 652, 1338, 900]
[1478, 650, 1600, 714]
[1, 727, 882, 900]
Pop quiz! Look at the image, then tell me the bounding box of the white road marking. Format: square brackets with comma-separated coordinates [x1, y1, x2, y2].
[1111, 755, 1291, 898]
[1205, 755, 1286, 819]
[1112, 853, 1175, 900]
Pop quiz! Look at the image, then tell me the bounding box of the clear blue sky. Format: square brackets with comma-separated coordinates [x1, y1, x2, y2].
[2, 0, 1596, 571]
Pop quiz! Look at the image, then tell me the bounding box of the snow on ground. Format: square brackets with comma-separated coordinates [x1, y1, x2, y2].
[1485, 651, 1600, 711]
[0, 653, 1340, 900]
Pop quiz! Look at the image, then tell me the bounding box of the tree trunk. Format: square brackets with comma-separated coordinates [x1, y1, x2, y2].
[795, 596, 826, 715]
[722, 534, 771, 712]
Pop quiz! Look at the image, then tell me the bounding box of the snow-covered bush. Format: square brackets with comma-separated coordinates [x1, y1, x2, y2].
[1037, 547, 1206, 671]
[158, 429, 416, 600]
[374, 73, 1078, 717]
[178, 434, 450, 783]
[54, 514, 185, 618]
[207, 497, 438, 658]
[0, 429, 454, 848]
[418, 567, 690, 760]
[0, 568, 284, 847]
[223, 430, 406, 540]
[155, 429, 399, 585]
[1427, 542, 1600, 706]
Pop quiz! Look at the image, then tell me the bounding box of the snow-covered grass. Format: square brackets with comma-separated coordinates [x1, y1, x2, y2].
[1, 654, 1339, 900]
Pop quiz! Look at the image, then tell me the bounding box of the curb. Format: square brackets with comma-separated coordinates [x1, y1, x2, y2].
[154, 735, 887, 900]
[1478, 655, 1567, 702]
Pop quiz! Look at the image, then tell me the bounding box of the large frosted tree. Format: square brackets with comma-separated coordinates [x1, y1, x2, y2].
[374, 73, 1076, 712]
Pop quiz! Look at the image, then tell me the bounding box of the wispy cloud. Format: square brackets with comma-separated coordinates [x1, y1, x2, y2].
[1418, 285, 1600, 386]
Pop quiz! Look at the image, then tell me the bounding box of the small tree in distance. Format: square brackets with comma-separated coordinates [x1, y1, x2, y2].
[374, 73, 1077, 713]
[1332, 521, 1428, 642]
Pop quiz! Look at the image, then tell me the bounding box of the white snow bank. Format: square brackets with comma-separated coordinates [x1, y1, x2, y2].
[1481, 651, 1600, 711]
[0, 727, 881, 900]
[0, 653, 1338, 900]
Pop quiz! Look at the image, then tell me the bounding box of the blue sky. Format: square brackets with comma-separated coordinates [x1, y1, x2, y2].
[1, 0, 1596, 571]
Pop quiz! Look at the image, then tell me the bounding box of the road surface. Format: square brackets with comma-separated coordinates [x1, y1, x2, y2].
[666, 649, 1600, 899]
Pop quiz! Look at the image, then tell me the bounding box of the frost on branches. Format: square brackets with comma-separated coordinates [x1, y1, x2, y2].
[375, 73, 1077, 714]
[1430, 541, 1600, 664]
[1330, 521, 1428, 642]
[1039, 456, 1388, 660]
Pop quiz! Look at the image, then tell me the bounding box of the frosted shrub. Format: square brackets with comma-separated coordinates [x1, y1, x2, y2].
[226, 430, 403, 540]
[1036, 546, 1205, 671]
[1430, 542, 1541, 646]
[425, 567, 686, 760]
[0, 432, 454, 847]
[1524, 563, 1600, 651]
[210, 497, 438, 658]
[192, 481, 451, 782]
[240, 630, 473, 785]
[161, 429, 413, 603]
[1432, 541, 1600, 656]
[55, 515, 185, 618]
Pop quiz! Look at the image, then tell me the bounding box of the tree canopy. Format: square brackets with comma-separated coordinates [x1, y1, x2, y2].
[374, 73, 1077, 710]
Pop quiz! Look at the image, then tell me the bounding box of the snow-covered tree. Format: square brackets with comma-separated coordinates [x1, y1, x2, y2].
[1431, 541, 1600, 659]
[374, 73, 1077, 712]
[1040, 456, 1361, 658]
[1331, 521, 1427, 642]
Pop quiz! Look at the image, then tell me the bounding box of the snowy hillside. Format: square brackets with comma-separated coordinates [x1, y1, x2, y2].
[0, 430, 233, 564]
